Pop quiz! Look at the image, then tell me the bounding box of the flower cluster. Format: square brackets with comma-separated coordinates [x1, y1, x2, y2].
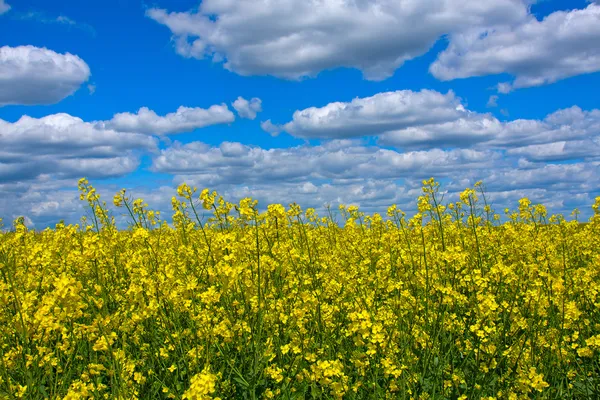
[0, 178, 599, 399]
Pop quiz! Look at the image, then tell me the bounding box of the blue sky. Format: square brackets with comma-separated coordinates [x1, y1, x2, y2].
[1, 0, 599, 227]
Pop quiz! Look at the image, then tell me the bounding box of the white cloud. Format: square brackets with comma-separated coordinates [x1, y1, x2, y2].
[0, 100, 253, 188]
[379, 104, 600, 151]
[479, 162, 600, 193]
[232, 96, 262, 119]
[430, 3, 600, 91]
[0, 179, 92, 228]
[0, 45, 90, 106]
[104, 104, 235, 135]
[257, 86, 600, 163]
[2, 93, 599, 227]
[378, 112, 502, 149]
[4, 140, 600, 228]
[506, 139, 600, 162]
[485, 106, 600, 148]
[260, 120, 282, 136]
[263, 89, 465, 139]
[262, 90, 600, 153]
[153, 141, 495, 216]
[487, 95, 499, 108]
[152, 140, 498, 185]
[0, 178, 411, 228]
[0, 0, 10, 14]
[206, 180, 416, 215]
[146, 138, 600, 224]
[0, 113, 157, 183]
[147, 0, 529, 80]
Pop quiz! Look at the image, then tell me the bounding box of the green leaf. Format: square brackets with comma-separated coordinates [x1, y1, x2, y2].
[234, 376, 250, 389]
[39, 385, 49, 398]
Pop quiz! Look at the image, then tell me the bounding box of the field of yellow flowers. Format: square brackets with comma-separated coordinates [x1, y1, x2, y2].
[1, 178, 599, 399]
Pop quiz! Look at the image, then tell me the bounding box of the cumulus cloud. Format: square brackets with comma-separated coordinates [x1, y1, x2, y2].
[0, 98, 256, 199]
[366, 99, 600, 152]
[506, 139, 600, 162]
[0, 178, 186, 229]
[0, 45, 90, 106]
[378, 112, 502, 149]
[152, 140, 498, 185]
[3, 96, 599, 227]
[147, 0, 529, 80]
[484, 106, 600, 148]
[260, 120, 282, 136]
[232, 97, 262, 119]
[5, 139, 600, 227]
[477, 162, 600, 193]
[262, 89, 600, 155]
[0, 0, 10, 14]
[150, 139, 502, 216]
[202, 180, 416, 216]
[430, 3, 600, 91]
[104, 104, 235, 135]
[146, 138, 600, 223]
[0, 113, 157, 183]
[262, 89, 465, 139]
[0, 180, 87, 228]
[0, 178, 413, 229]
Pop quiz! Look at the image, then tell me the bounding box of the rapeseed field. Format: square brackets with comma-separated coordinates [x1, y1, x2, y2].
[1, 178, 599, 399]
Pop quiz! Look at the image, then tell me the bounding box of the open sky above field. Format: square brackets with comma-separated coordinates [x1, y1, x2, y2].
[1, 0, 599, 227]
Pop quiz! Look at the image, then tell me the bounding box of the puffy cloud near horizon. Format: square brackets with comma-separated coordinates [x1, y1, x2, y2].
[103, 104, 235, 135]
[0, 45, 90, 106]
[261, 89, 465, 139]
[0, 0, 10, 14]
[430, 3, 600, 92]
[0, 113, 157, 183]
[152, 140, 497, 185]
[147, 0, 529, 80]
[3, 139, 599, 228]
[232, 97, 262, 120]
[145, 138, 599, 223]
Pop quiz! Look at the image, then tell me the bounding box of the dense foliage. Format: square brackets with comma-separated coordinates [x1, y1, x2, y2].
[1, 178, 599, 399]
